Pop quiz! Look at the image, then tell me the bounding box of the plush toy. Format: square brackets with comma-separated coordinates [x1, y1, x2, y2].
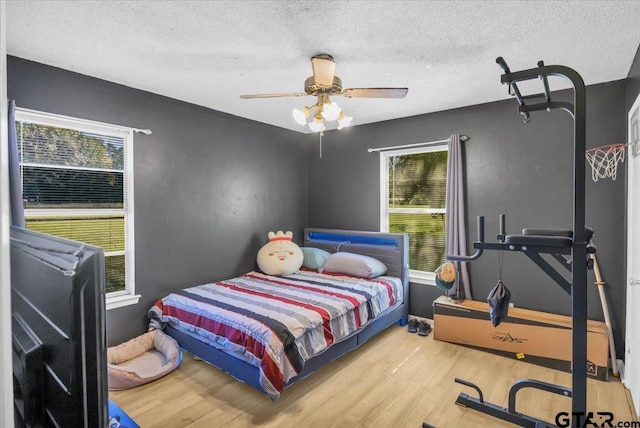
[257, 230, 303, 276]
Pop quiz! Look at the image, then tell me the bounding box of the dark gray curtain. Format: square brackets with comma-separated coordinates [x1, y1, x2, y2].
[8, 100, 24, 227]
[445, 134, 471, 299]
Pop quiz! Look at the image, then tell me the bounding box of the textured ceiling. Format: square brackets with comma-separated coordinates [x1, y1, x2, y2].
[6, 1, 640, 133]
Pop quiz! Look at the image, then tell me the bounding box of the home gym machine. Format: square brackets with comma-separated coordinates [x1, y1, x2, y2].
[442, 57, 593, 427]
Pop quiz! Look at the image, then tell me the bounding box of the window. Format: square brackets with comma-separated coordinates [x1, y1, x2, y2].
[15, 108, 138, 309]
[380, 145, 448, 285]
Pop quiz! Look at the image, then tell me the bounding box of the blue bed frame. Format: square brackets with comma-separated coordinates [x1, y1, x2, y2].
[164, 228, 409, 399]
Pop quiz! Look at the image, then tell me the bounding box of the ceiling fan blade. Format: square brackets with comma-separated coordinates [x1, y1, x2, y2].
[341, 88, 408, 98]
[311, 54, 336, 87]
[240, 92, 308, 99]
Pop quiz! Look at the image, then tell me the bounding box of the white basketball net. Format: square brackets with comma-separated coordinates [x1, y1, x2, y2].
[585, 144, 626, 182]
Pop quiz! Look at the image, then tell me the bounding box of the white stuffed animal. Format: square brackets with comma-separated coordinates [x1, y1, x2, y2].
[256, 230, 303, 276]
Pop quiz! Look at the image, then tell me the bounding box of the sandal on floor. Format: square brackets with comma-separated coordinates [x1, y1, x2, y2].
[407, 318, 419, 333]
[417, 320, 431, 336]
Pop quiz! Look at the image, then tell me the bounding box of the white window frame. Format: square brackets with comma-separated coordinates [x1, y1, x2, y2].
[380, 144, 447, 286]
[15, 108, 139, 310]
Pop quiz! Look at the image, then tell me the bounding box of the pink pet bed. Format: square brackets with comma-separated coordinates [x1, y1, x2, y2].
[107, 329, 182, 390]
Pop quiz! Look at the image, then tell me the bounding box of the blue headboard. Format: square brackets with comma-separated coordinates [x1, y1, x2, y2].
[304, 228, 409, 317]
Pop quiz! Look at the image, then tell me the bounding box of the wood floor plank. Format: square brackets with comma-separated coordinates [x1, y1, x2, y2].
[110, 324, 637, 427]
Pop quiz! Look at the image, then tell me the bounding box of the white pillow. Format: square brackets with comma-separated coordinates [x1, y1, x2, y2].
[320, 252, 388, 278]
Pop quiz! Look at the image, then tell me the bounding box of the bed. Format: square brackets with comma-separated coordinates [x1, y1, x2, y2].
[149, 228, 409, 400]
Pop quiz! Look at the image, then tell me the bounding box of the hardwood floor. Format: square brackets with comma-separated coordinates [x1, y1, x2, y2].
[110, 324, 637, 427]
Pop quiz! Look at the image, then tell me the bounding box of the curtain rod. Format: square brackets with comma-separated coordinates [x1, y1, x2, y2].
[367, 134, 469, 153]
[15, 106, 152, 135]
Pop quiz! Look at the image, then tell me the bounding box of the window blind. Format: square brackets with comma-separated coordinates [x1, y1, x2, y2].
[386, 149, 448, 272]
[17, 120, 128, 294]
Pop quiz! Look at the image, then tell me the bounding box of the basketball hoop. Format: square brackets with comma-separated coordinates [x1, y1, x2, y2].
[585, 143, 626, 182]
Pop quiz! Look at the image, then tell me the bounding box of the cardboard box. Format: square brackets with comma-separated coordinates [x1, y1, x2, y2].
[433, 295, 610, 381]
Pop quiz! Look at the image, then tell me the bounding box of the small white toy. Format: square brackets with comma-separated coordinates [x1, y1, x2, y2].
[256, 230, 303, 276]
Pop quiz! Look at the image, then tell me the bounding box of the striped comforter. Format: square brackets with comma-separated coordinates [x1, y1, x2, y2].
[150, 269, 403, 400]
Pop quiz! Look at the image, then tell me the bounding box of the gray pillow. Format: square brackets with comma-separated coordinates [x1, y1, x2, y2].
[320, 252, 388, 278]
[301, 247, 332, 270]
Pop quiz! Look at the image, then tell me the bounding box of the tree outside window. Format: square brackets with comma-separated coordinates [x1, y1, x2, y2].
[381, 145, 447, 284]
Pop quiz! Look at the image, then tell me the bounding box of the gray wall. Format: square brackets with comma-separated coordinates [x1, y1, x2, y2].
[7, 57, 308, 347]
[307, 79, 627, 358]
[8, 54, 634, 359]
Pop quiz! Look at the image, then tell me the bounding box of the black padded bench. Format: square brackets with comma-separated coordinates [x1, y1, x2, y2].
[505, 227, 594, 248]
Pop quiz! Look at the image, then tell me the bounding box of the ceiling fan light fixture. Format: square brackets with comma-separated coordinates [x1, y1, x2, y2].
[241, 54, 407, 133]
[292, 106, 311, 126]
[337, 111, 353, 130]
[308, 114, 326, 133]
[321, 101, 341, 121]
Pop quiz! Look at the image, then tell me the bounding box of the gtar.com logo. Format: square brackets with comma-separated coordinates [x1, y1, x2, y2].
[555, 411, 640, 427]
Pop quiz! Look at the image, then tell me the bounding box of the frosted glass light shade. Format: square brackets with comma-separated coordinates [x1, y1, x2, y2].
[321, 101, 341, 121]
[308, 115, 326, 132]
[337, 111, 353, 130]
[292, 106, 311, 126]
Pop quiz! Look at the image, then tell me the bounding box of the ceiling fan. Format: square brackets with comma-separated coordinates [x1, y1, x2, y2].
[240, 54, 408, 132]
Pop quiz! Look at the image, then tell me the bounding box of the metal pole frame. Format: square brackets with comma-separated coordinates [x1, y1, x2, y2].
[499, 57, 588, 419]
[442, 58, 589, 426]
[499, 60, 588, 417]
